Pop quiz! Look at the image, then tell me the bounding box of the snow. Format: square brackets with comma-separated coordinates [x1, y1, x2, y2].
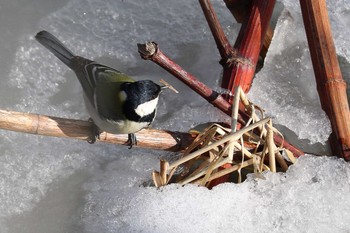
[80, 155, 350, 233]
[0, 0, 350, 232]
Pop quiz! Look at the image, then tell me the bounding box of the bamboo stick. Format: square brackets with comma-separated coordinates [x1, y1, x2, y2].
[222, 0, 276, 94]
[0, 109, 194, 151]
[223, 0, 274, 59]
[222, 0, 250, 23]
[300, 0, 350, 160]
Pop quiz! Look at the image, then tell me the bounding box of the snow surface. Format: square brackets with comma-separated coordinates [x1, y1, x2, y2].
[0, 0, 350, 232]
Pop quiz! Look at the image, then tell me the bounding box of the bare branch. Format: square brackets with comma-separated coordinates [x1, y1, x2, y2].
[0, 109, 194, 151]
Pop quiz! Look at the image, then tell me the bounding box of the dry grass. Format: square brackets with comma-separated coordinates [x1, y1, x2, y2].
[152, 87, 296, 187]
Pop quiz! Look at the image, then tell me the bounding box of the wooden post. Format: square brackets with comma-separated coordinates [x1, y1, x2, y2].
[300, 0, 350, 160]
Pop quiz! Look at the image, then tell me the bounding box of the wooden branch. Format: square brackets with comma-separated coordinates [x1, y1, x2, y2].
[0, 109, 195, 151]
[138, 42, 304, 158]
[138, 42, 236, 118]
[300, 0, 350, 160]
[222, 0, 276, 95]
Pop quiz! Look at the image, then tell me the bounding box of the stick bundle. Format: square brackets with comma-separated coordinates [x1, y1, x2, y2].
[152, 88, 295, 187]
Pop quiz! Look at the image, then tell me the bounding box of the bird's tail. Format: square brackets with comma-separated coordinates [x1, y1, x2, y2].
[35, 30, 75, 69]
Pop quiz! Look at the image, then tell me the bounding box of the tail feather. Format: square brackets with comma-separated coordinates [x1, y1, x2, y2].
[35, 30, 75, 69]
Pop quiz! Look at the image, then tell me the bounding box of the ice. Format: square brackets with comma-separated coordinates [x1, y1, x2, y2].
[1, 0, 350, 232]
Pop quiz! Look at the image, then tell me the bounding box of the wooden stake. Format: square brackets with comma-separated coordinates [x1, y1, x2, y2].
[300, 0, 350, 160]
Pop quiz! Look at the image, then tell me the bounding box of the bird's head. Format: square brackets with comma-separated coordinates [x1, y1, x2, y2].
[121, 80, 163, 121]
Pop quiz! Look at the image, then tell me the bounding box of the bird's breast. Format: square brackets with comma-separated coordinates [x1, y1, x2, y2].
[106, 118, 150, 134]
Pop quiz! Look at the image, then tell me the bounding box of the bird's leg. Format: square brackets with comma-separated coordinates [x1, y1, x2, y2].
[127, 133, 137, 149]
[87, 118, 100, 144]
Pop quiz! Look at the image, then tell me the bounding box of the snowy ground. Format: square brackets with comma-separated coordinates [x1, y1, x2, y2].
[0, 0, 350, 232]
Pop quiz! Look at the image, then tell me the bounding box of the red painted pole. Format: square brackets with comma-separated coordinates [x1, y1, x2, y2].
[300, 0, 350, 160]
[222, 0, 276, 96]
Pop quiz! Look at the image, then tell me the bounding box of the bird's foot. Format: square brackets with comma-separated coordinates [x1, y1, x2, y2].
[87, 118, 100, 144]
[127, 133, 137, 149]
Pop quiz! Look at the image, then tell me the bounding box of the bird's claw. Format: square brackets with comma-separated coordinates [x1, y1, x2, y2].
[87, 118, 100, 144]
[127, 133, 137, 149]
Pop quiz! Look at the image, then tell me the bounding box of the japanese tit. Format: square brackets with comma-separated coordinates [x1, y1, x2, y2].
[35, 30, 163, 147]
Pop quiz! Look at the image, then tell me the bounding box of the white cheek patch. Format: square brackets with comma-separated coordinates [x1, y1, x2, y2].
[134, 97, 159, 117]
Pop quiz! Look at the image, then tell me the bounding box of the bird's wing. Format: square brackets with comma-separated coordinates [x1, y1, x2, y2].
[73, 60, 135, 121]
[94, 82, 125, 121]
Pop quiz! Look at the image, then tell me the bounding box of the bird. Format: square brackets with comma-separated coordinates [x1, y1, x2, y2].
[35, 30, 163, 148]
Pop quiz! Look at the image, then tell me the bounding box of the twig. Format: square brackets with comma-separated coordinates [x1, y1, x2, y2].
[267, 120, 276, 172]
[0, 109, 195, 151]
[138, 42, 235, 118]
[231, 86, 241, 132]
[138, 42, 304, 158]
[199, 0, 237, 62]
